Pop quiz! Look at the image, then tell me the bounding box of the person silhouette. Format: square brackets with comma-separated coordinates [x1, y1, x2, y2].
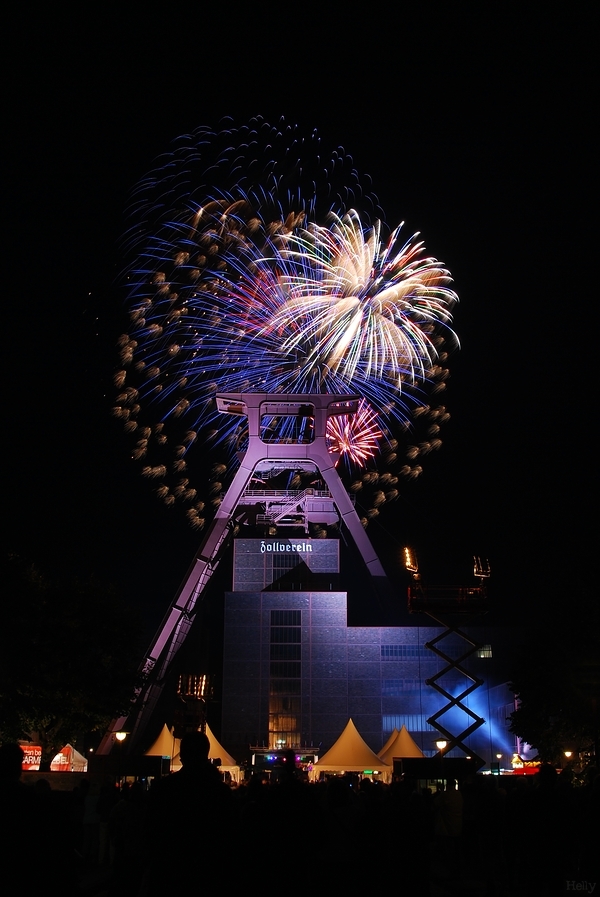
[139, 731, 231, 895]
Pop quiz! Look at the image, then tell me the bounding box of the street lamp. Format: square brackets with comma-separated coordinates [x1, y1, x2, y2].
[435, 740, 448, 790]
[114, 731, 128, 788]
[490, 752, 502, 775]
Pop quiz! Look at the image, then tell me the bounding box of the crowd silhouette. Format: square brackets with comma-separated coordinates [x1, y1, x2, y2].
[1, 741, 598, 896]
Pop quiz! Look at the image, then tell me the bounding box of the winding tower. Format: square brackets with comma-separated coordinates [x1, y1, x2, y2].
[99, 393, 391, 753]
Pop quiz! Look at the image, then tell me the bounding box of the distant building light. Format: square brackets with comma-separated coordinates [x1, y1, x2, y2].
[403, 547, 418, 574]
[178, 673, 208, 698]
[473, 557, 491, 578]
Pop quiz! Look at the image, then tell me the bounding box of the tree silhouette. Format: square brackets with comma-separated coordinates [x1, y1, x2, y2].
[1, 553, 141, 767]
[509, 587, 599, 765]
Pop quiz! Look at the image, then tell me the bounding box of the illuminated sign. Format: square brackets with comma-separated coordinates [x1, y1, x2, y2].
[21, 745, 42, 770]
[260, 540, 313, 553]
[233, 538, 339, 589]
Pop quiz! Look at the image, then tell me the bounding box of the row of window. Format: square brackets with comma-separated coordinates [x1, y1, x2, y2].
[270, 644, 301, 661]
[269, 611, 302, 744]
[381, 643, 492, 659]
[383, 714, 436, 733]
[381, 645, 431, 658]
[271, 626, 301, 644]
[270, 678, 302, 695]
[270, 661, 302, 678]
[271, 610, 302, 626]
[382, 679, 420, 695]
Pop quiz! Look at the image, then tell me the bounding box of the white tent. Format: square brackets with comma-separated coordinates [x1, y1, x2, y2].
[377, 725, 424, 766]
[50, 744, 88, 772]
[205, 723, 237, 769]
[145, 725, 178, 760]
[312, 719, 392, 779]
[378, 727, 400, 758]
[147, 723, 241, 781]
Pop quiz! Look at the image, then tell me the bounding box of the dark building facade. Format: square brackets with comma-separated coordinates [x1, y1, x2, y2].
[222, 539, 515, 765]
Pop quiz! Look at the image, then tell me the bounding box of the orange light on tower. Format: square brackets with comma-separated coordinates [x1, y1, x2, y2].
[404, 547, 418, 574]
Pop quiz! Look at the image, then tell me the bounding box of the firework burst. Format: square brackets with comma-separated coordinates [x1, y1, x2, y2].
[114, 118, 458, 526]
[326, 399, 383, 467]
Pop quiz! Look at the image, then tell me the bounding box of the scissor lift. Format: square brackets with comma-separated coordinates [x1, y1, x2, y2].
[406, 551, 490, 764]
[99, 393, 390, 753]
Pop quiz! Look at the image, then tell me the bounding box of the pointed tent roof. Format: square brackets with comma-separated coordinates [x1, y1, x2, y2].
[316, 719, 392, 772]
[145, 724, 178, 757]
[152, 724, 237, 772]
[205, 723, 236, 768]
[378, 725, 424, 765]
[378, 727, 400, 759]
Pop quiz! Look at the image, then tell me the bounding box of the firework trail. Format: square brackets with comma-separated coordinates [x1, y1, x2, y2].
[114, 118, 458, 528]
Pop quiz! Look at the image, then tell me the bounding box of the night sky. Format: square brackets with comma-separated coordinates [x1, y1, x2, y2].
[5, 9, 596, 642]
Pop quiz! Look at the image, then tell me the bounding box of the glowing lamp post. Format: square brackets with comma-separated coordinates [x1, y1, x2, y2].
[114, 731, 128, 787]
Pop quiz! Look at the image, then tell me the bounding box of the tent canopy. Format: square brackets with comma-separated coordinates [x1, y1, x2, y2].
[205, 723, 236, 768]
[378, 727, 400, 758]
[145, 724, 177, 757]
[378, 725, 424, 765]
[316, 719, 392, 773]
[146, 724, 238, 773]
[50, 744, 87, 772]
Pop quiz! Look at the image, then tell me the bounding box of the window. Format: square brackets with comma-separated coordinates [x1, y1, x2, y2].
[383, 714, 435, 733]
[381, 644, 429, 659]
[382, 679, 420, 696]
[271, 610, 301, 626]
[269, 610, 302, 747]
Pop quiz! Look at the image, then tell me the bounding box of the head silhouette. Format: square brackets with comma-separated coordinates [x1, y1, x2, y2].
[0, 743, 24, 785]
[179, 731, 210, 769]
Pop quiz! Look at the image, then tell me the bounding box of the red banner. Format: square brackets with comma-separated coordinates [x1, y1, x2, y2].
[21, 745, 42, 770]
